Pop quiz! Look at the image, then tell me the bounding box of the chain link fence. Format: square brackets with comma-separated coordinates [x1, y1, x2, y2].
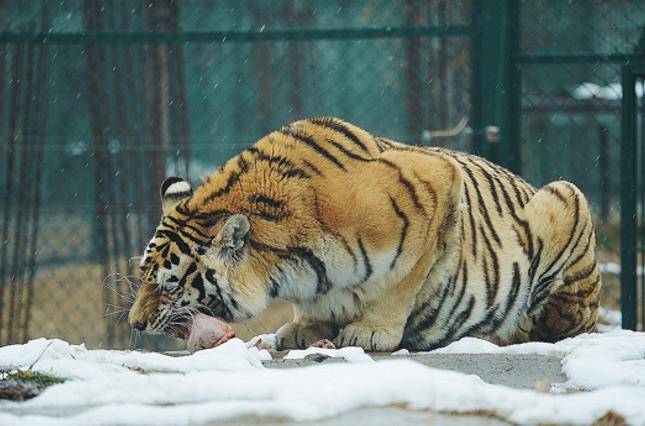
[0, 0, 475, 349]
[514, 0, 645, 325]
[1, 0, 643, 348]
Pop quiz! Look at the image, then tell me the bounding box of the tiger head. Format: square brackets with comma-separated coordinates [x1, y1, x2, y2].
[127, 176, 275, 339]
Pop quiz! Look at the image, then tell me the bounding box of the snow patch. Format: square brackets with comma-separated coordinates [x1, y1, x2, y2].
[285, 346, 373, 363]
[2, 331, 645, 425]
[245, 333, 277, 350]
[429, 330, 645, 391]
[1, 360, 645, 425]
[0, 337, 265, 380]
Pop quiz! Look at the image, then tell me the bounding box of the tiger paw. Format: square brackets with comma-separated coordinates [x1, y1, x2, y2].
[335, 321, 403, 352]
[311, 339, 335, 349]
[276, 320, 334, 350]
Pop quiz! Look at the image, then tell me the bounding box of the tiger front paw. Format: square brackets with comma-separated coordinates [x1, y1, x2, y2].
[335, 321, 403, 352]
[275, 320, 335, 350]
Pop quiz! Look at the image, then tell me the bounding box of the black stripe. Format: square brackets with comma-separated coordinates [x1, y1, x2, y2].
[205, 269, 234, 320]
[192, 209, 231, 228]
[178, 262, 197, 288]
[374, 138, 386, 152]
[459, 303, 500, 337]
[388, 196, 409, 269]
[539, 190, 580, 281]
[528, 285, 553, 315]
[463, 184, 478, 258]
[165, 215, 210, 240]
[268, 276, 280, 298]
[454, 157, 502, 246]
[251, 239, 330, 296]
[497, 176, 534, 259]
[302, 159, 323, 176]
[338, 233, 358, 270]
[309, 117, 371, 153]
[204, 169, 245, 203]
[327, 139, 373, 162]
[246, 146, 311, 180]
[378, 158, 423, 211]
[162, 219, 210, 247]
[535, 224, 589, 296]
[191, 273, 207, 302]
[563, 262, 597, 286]
[409, 277, 452, 333]
[254, 211, 285, 222]
[481, 156, 536, 206]
[375, 137, 394, 150]
[471, 159, 503, 216]
[480, 225, 500, 306]
[430, 295, 476, 349]
[565, 227, 594, 271]
[492, 262, 522, 332]
[357, 237, 373, 284]
[279, 127, 347, 171]
[528, 238, 544, 294]
[449, 262, 468, 315]
[249, 194, 286, 209]
[291, 246, 331, 294]
[157, 229, 192, 255]
[506, 262, 522, 316]
[545, 185, 568, 204]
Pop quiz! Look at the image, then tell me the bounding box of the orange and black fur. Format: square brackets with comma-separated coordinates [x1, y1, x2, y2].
[128, 117, 601, 351]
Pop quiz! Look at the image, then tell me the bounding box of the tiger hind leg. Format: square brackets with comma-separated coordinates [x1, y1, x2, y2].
[522, 181, 602, 343]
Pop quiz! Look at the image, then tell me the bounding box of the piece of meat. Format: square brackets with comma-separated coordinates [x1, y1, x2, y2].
[186, 312, 236, 353]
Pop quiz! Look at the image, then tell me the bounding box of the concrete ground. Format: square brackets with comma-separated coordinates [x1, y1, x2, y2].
[264, 352, 565, 390]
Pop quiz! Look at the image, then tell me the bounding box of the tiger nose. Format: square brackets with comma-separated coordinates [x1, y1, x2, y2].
[131, 320, 147, 331]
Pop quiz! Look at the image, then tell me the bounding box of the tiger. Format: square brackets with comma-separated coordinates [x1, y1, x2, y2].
[128, 117, 601, 351]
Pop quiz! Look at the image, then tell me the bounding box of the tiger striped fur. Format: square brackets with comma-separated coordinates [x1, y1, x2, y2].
[128, 117, 601, 351]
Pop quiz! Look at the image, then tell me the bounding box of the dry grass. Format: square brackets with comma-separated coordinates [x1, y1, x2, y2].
[1, 259, 293, 349]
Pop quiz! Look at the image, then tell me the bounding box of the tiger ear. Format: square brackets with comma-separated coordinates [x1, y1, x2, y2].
[160, 177, 193, 214]
[213, 214, 250, 262]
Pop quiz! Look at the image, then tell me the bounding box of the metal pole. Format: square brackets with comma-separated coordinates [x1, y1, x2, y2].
[620, 65, 637, 331]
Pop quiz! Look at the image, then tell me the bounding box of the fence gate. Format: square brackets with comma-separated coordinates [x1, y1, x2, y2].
[621, 63, 645, 331]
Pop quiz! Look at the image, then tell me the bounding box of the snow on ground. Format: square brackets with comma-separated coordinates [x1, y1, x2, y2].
[284, 346, 373, 363]
[1, 330, 645, 425]
[430, 329, 645, 391]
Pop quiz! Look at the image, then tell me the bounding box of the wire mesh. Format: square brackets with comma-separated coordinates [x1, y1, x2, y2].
[0, 0, 474, 349]
[1, 0, 642, 347]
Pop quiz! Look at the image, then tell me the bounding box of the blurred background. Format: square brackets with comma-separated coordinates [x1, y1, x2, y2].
[0, 0, 644, 350]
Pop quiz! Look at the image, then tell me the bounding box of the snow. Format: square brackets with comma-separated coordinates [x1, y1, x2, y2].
[284, 346, 373, 363]
[571, 81, 644, 100]
[429, 330, 645, 391]
[0, 337, 264, 380]
[245, 333, 277, 350]
[599, 261, 645, 276]
[1, 330, 645, 425]
[597, 306, 622, 332]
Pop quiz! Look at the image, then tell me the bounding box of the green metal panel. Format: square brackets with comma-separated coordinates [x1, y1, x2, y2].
[472, 0, 521, 173]
[620, 64, 637, 331]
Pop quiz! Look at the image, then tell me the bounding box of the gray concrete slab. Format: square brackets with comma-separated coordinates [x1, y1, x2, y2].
[212, 408, 510, 426]
[262, 353, 565, 391]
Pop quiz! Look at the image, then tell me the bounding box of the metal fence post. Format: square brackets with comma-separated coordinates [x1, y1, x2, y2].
[620, 65, 637, 331]
[473, 0, 521, 173]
